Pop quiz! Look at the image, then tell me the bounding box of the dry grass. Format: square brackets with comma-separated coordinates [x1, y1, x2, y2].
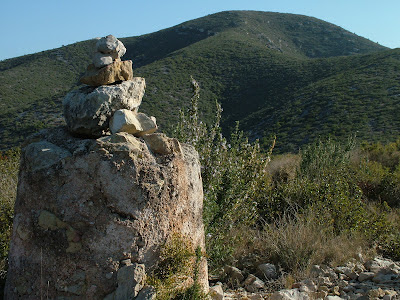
[267, 154, 300, 183]
[231, 211, 375, 285]
[0, 149, 20, 294]
[0, 150, 19, 210]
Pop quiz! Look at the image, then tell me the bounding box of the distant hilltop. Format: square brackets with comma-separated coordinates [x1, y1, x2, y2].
[1, 10, 399, 153]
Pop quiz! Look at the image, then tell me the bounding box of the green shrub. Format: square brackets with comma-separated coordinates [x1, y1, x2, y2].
[259, 137, 369, 233]
[300, 136, 355, 179]
[361, 139, 400, 171]
[174, 77, 274, 268]
[148, 233, 207, 300]
[154, 233, 195, 280]
[378, 232, 400, 261]
[353, 141, 400, 207]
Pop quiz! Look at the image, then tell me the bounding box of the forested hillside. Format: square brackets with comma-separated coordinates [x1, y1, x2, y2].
[0, 10, 394, 152]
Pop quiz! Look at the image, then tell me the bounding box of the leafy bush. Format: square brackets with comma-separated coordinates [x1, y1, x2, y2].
[174, 77, 274, 267]
[353, 140, 400, 207]
[379, 231, 400, 261]
[259, 137, 368, 233]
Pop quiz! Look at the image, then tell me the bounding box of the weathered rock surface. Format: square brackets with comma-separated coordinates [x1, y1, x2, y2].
[134, 113, 158, 137]
[96, 35, 126, 58]
[105, 263, 146, 299]
[5, 127, 208, 299]
[110, 109, 157, 136]
[143, 133, 182, 155]
[209, 283, 224, 300]
[80, 60, 133, 86]
[271, 288, 310, 300]
[135, 286, 157, 300]
[63, 78, 145, 137]
[244, 274, 265, 293]
[258, 263, 278, 280]
[224, 266, 244, 283]
[93, 52, 114, 68]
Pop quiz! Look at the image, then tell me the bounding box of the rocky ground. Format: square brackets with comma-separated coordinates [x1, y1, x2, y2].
[209, 257, 400, 299]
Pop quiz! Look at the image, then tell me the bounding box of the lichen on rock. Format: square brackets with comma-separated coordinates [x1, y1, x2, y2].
[5, 127, 208, 298]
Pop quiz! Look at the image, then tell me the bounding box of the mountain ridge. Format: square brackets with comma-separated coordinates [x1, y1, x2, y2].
[0, 10, 397, 152]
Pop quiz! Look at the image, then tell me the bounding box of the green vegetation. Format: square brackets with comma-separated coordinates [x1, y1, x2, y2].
[0, 10, 394, 152]
[2, 9, 400, 297]
[148, 233, 207, 300]
[1, 80, 400, 297]
[0, 148, 19, 295]
[173, 80, 400, 285]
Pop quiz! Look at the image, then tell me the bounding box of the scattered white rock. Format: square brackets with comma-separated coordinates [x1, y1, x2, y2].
[271, 288, 310, 300]
[365, 257, 394, 273]
[325, 296, 342, 300]
[372, 272, 394, 284]
[358, 271, 374, 282]
[224, 266, 244, 283]
[299, 279, 317, 293]
[244, 274, 265, 293]
[209, 284, 224, 300]
[217, 257, 400, 300]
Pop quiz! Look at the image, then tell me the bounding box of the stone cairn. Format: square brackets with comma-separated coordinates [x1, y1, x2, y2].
[5, 35, 208, 299]
[64, 34, 157, 138]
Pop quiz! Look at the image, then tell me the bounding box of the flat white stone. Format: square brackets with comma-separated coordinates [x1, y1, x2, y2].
[110, 110, 157, 136]
[93, 52, 114, 68]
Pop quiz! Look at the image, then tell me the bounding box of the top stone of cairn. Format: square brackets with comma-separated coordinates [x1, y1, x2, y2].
[80, 35, 133, 86]
[94, 35, 126, 68]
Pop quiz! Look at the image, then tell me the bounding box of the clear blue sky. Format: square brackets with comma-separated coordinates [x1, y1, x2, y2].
[1, 0, 399, 61]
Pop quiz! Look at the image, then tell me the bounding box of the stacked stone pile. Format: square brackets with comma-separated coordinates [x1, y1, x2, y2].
[209, 257, 400, 300]
[63, 35, 157, 138]
[80, 35, 133, 86]
[5, 36, 208, 299]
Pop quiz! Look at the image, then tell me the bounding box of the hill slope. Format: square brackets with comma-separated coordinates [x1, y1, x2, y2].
[0, 10, 395, 152]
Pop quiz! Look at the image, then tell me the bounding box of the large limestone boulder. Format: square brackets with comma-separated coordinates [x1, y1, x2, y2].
[5, 127, 208, 299]
[80, 60, 134, 86]
[63, 78, 145, 137]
